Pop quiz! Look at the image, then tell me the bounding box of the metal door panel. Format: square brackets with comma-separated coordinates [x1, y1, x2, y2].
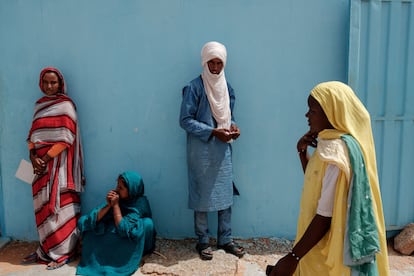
[349, 0, 414, 231]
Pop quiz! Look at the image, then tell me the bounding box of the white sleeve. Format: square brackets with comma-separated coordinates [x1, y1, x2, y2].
[316, 164, 340, 217]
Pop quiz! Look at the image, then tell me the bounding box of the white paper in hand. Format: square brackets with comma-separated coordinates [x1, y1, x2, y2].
[15, 159, 35, 184]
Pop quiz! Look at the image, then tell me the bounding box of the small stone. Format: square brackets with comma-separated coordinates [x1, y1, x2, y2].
[394, 223, 414, 255]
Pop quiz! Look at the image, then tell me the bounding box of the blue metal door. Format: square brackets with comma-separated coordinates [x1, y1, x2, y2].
[348, 0, 414, 231]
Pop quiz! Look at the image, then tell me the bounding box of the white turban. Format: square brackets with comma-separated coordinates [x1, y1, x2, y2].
[201, 41, 231, 129]
[201, 41, 227, 67]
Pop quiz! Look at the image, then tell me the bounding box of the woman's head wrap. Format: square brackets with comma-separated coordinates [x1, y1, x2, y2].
[310, 81, 379, 196]
[200, 41, 231, 129]
[310, 81, 371, 138]
[119, 171, 144, 203]
[39, 67, 66, 94]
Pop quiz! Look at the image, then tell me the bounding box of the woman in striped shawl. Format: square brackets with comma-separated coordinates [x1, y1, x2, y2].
[23, 67, 85, 270]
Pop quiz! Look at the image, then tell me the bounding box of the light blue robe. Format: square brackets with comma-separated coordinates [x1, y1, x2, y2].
[179, 75, 236, 212]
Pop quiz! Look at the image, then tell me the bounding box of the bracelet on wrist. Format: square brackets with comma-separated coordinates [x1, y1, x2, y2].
[290, 251, 301, 261]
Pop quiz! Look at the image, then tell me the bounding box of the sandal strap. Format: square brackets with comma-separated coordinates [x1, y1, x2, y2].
[46, 259, 69, 270]
[196, 243, 213, 260]
[218, 242, 245, 257]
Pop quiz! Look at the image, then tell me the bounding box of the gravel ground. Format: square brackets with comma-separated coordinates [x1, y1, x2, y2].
[140, 238, 292, 275]
[1, 237, 414, 275]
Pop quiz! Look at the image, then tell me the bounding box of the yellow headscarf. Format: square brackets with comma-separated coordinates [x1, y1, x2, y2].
[311, 81, 378, 183]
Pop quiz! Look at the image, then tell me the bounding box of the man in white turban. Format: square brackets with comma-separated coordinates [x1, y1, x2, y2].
[179, 41, 245, 260]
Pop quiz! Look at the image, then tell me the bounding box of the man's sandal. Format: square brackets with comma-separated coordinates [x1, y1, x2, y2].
[217, 241, 245, 258]
[196, 243, 213, 260]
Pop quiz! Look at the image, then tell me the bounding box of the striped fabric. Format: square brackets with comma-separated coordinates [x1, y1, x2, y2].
[28, 93, 84, 263]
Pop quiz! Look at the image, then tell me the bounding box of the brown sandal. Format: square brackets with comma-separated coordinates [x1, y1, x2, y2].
[196, 243, 213, 260]
[218, 241, 245, 258]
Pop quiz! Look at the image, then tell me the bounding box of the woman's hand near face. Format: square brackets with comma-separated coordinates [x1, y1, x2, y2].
[106, 190, 119, 207]
[98, 193, 114, 222]
[297, 131, 317, 152]
[105, 192, 112, 206]
[297, 131, 317, 172]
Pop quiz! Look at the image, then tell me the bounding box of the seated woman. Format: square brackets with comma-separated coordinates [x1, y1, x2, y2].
[76, 171, 156, 276]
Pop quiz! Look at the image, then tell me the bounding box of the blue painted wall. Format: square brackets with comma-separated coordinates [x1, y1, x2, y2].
[0, 0, 349, 241]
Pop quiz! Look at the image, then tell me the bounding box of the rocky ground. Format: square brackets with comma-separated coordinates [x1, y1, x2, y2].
[1, 237, 414, 275]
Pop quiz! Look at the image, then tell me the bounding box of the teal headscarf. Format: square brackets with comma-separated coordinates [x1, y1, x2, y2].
[119, 171, 144, 203]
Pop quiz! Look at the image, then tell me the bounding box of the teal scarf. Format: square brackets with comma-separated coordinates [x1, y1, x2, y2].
[342, 135, 380, 275]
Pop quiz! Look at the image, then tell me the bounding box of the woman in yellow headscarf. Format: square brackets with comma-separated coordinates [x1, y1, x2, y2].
[268, 81, 389, 275]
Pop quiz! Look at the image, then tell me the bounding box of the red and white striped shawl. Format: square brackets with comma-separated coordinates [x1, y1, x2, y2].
[28, 94, 84, 216]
